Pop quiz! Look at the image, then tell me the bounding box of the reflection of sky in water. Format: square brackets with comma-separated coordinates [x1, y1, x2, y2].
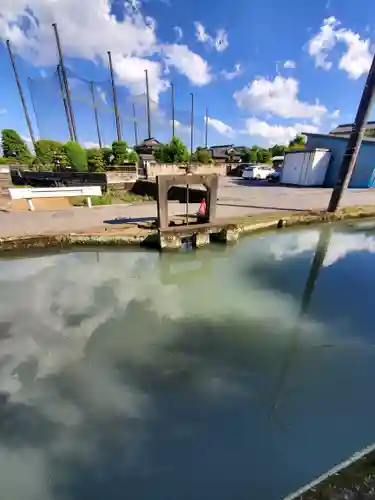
[1, 222, 375, 500]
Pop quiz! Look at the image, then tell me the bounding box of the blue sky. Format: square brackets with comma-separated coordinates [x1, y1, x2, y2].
[0, 0, 375, 150]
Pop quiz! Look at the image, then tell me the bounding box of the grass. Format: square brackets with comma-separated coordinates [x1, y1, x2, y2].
[71, 190, 154, 207]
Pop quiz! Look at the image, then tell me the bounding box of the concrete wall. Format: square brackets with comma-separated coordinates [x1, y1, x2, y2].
[305, 135, 375, 188]
[147, 163, 227, 178]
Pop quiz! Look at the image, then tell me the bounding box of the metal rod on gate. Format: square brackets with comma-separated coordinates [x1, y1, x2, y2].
[6, 40, 36, 147]
[90, 81, 102, 148]
[57, 64, 74, 141]
[145, 69, 152, 139]
[205, 107, 208, 148]
[327, 52, 375, 212]
[132, 103, 138, 145]
[108, 51, 121, 141]
[171, 83, 175, 139]
[52, 23, 78, 142]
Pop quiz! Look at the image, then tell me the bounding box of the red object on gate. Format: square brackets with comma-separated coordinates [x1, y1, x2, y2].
[198, 198, 207, 215]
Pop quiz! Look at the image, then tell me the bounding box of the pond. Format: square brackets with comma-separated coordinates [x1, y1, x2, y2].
[1, 220, 375, 500]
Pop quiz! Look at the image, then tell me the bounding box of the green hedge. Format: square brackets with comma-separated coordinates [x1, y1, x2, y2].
[63, 141, 88, 171]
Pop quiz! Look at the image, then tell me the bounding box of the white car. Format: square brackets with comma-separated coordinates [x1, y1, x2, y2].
[242, 164, 275, 180]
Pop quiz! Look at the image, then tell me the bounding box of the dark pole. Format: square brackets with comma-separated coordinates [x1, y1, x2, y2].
[145, 69, 152, 139]
[190, 92, 194, 155]
[90, 81, 102, 148]
[107, 51, 121, 141]
[205, 107, 208, 148]
[6, 40, 36, 147]
[327, 53, 375, 212]
[27, 77, 42, 140]
[52, 23, 78, 142]
[57, 64, 74, 141]
[171, 83, 175, 138]
[132, 103, 139, 145]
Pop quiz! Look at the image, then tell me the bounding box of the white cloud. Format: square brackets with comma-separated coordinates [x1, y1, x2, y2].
[162, 44, 212, 86]
[242, 118, 318, 146]
[194, 22, 229, 52]
[83, 141, 100, 148]
[0, 108, 7, 115]
[330, 109, 340, 119]
[221, 63, 242, 80]
[283, 60, 296, 69]
[205, 116, 234, 137]
[234, 75, 327, 120]
[173, 26, 183, 42]
[96, 86, 108, 105]
[0, 1, 212, 102]
[112, 55, 169, 102]
[308, 16, 339, 70]
[171, 119, 190, 134]
[308, 17, 373, 79]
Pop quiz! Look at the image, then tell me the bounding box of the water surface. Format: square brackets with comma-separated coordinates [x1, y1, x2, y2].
[1, 221, 375, 500]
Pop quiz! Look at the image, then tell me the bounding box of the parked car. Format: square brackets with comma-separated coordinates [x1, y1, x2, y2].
[242, 164, 275, 180]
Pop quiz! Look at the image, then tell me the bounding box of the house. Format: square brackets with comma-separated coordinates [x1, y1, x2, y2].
[330, 121, 375, 138]
[134, 137, 162, 161]
[209, 145, 242, 163]
[304, 132, 375, 188]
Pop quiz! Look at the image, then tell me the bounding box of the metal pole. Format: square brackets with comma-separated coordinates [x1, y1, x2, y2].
[171, 83, 175, 138]
[107, 51, 121, 141]
[57, 64, 74, 141]
[27, 77, 42, 140]
[6, 40, 36, 147]
[190, 92, 194, 156]
[132, 103, 138, 145]
[327, 52, 375, 212]
[205, 107, 208, 148]
[145, 69, 152, 139]
[90, 81, 102, 148]
[52, 23, 78, 142]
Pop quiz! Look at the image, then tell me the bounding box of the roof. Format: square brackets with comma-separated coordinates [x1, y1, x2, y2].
[138, 137, 162, 147]
[304, 132, 375, 145]
[330, 121, 375, 135]
[210, 144, 234, 149]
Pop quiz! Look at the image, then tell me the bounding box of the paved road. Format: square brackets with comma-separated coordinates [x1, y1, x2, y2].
[1, 178, 375, 238]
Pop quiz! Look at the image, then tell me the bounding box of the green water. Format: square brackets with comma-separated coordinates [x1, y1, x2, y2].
[1, 221, 375, 499]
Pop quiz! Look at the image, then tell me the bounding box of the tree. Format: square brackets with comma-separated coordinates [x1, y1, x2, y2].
[289, 135, 306, 148]
[257, 148, 272, 163]
[1, 129, 33, 163]
[128, 150, 139, 163]
[270, 144, 285, 157]
[241, 149, 252, 163]
[112, 140, 129, 165]
[86, 148, 105, 171]
[101, 147, 113, 165]
[195, 147, 211, 164]
[249, 148, 258, 163]
[35, 139, 67, 166]
[155, 136, 189, 163]
[63, 141, 88, 171]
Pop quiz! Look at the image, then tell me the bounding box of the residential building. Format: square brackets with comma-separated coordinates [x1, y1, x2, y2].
[209, 145, 242, 163]
[330, 121, 375, 138]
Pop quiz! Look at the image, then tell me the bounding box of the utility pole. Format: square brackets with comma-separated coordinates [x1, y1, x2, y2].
[190, 92, 194, 156]
[6, 40, 36, 147]
[107, 51, 121, 141]
[205, 107, 209, 148]
[52, 23, 78, 142]
[327, 52, 375, 212]
[89, 82, 102, 148]
[57, 64, 74, 141]
[145, 69, 152, 139]
[132, 103, 139, 145]
[171, 83, 175, 138]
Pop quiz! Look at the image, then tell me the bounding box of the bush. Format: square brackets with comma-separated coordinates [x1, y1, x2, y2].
[155, 136, 189, 163]
[1, 129, 33, 164]
[101, 147, 113, 165]
[86, 148, 105, 171]
[128, 150, 139, 163]
[112, 140, 129, 165]
[35, 139, 66, 166]
[63, 141, 88, 171]
[195, 147, 211, 164]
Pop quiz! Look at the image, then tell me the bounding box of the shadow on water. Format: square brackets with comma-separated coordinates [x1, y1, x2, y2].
[1, 225, 375, 500]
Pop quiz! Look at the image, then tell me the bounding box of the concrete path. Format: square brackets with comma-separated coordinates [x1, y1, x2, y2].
[1, 178, 375, 238]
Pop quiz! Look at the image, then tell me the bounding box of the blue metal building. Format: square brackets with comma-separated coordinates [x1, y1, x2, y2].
[304, 133, 375, 188]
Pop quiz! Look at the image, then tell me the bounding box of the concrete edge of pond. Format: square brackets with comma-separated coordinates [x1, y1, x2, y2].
[1, 204, 375, 253]
[285, 442, 375, 499]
